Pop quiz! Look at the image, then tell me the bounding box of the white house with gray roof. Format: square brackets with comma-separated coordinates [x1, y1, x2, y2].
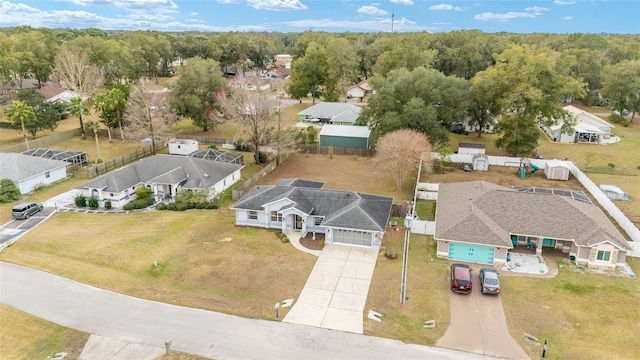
[77, 154, 242, 208]
[0, 152, 68, 194]
[231, 178, 393, 249]
[297, 102, 362, 125]
[435, 181, 632, 270]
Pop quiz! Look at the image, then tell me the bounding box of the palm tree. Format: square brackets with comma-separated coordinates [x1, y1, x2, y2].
[5, 100, 35, 150]
[93, 93, 114, 143]
[67, 97, 90, 140]
[84, 120, 102, 163]
[106, 88, 127, 142]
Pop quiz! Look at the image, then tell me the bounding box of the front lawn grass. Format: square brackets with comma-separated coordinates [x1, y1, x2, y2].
[501, 257, 640, 360]
[364, 234, 450, 345]
[0, 304, 89, 359]
[0, 209, 316, 320]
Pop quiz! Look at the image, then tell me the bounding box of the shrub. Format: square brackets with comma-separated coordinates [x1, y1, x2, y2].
[608, 162, 616, 169]
[209, 144, 218, 150]
[75, 194, 87, 207]
[206, 201, 219, 209]
[167, 203, 177, 211]
[608, 114, 630, 127]
[176, 203, 188, 211]
[136, 187, 152, 200]
[33, 182, 47, 192]
[88, 196, 99, 209]
[156, 202, 167, 210]
[145, 197, 155, 206]
[258, 151, 268, 164]
[234, 139, 251, 151]
[195, 202, 206, 209]
[0, 178, 21, 203]
[104, 200, 112, 210]
[123, 202, 135, 211]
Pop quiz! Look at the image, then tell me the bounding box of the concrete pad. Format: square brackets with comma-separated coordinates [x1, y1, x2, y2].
[80, 335, 164, 360]
[321, 307, 363, 333]
[283, 245, 379, 334]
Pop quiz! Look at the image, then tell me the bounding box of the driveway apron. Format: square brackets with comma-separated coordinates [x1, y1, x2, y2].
[283, 244, 378, 334]
[436, 286, 530, 359]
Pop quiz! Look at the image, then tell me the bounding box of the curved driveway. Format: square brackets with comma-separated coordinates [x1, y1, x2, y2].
[0, 262, 496, 360]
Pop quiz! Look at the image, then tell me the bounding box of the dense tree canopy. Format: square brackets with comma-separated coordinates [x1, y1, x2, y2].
[359, 67, 469, 147]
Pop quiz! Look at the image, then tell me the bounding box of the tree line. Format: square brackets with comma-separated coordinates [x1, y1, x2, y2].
[1, 27, 639, 157]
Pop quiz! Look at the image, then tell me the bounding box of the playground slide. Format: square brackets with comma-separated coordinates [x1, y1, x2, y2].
[530, 164, 539, 174]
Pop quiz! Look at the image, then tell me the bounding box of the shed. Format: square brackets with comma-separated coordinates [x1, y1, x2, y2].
[472, 153, 489, 171]
[544, 160, 570, 181]
[458, 143, 486, 155]
[599, 185, 628, 201]
[169, 138, 199, 155]
[319, 125, 371, 149]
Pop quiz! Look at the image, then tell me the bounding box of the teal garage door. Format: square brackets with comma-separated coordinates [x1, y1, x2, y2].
[448, 242, 495, 264]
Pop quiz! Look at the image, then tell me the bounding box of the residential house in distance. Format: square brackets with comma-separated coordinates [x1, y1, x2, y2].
[77, 154, 243, 208]
[37, 85, 81, 104]
[274, 54, 293, 69]
[541, 105, 614, 143]
[434, 181, 632, 270]
[346, 80, 375, 101]
[0, 152, 68, 194]
[232, 179, 393, 250]
[298, 102, 362, 125]
[319, 125, 371, 149]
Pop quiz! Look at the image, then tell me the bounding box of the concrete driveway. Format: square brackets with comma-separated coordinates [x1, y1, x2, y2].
[0, 207, 55, 251]
[283, 244, 378, 334]
[436, 267, 530, 359]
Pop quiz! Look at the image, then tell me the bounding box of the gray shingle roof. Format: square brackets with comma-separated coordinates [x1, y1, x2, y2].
[435, 181, 631, 250]
[0, 152, 68, 181]
[276, 178, 325, 188]
[232, 180, 393, 232]
[298, 102, 362, 124]
[77, 154, 242, 192]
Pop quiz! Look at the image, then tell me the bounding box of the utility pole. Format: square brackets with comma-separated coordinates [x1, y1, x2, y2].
[276, 93, 283, 166]
[391, 9, 395, 33]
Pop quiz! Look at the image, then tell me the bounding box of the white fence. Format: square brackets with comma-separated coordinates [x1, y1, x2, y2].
[429, 153, 640, 257]
[411, 220, 436, 235]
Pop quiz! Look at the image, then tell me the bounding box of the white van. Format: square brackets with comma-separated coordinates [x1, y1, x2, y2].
[11, 202, 43, 220]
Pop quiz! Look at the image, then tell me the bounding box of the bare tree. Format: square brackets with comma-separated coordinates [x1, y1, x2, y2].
[52, 47, 103, 139]
[223, 76, 275, 164]
[123, 84, 177, 154]
[375, 129, 431, 190]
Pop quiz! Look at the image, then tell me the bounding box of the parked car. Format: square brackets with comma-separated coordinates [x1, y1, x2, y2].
[479, 268, 501, 295]
[450, 263, 473, 294]
[613, 109, 631, 116]
[11, 202, 43, 220]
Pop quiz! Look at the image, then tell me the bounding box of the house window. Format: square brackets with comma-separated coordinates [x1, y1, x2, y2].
[224, 179, 227, 186]
[45, 171, 50, 178]
[270, 211, 282, 222]
[597, 250, 611, 262]
[248, 211, 258, 220]
[314, 217, 322, 226]
[232, 173, 235, 180]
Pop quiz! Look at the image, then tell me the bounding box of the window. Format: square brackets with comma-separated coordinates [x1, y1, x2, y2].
[248, 211, 258, 220]
[270, 211, 282, 222]
[314, 217, 322, 226]
[232, 173, 235, 180]
[45, 171, 50, 178]
[597, 250, 611, 262]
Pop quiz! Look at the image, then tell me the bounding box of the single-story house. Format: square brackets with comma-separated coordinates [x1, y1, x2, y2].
[169, 138, 199, 155]
[298, 102, 362, 125]
[77, 154, 243, 208]
[346, 80, 375, 100]
[541, 105, 614, 143]
[454, 116, 497, 134]
[37, 85, 81, 104]
[544, 159, 570, 181]
[435, 181, 632, 270]
[599, 184, 628, 201]
[458, 143, 486, 155]
[0, 152, 68, 194]
[274, 54, 293, 69]
[231, 178, 393, 250]
[319, 125, 371, 149]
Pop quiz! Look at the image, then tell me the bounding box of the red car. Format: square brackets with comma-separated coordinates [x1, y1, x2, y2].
[450, 263, 473, 294]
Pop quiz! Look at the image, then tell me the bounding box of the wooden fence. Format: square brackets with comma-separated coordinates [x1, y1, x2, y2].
[298, 145, 374, 157]
[0, 128, 82, 153]
[232, 153, 292, 200]
[85, 140, 167, 178]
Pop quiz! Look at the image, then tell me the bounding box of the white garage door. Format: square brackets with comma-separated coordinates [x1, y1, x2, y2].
[333, 229, 372, 247]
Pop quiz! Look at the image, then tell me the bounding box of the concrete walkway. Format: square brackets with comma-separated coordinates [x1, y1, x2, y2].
[283, 245, 378, 334]
[79, 335, 164, 360]
[286, 231, 321, 257]
[0, 261, 496, 360]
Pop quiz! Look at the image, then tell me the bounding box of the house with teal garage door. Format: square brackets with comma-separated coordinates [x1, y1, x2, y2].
[434, 181, 632, 270]
[319, 125, 371, 149]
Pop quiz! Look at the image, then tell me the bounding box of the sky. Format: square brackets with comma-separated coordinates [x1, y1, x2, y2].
[0, 0, 638, 34]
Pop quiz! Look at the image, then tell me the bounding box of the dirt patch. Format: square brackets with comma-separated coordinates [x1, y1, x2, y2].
[299, 232, 324, 251]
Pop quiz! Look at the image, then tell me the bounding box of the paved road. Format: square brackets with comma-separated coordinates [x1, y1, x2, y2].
[0, 262, 497, 360]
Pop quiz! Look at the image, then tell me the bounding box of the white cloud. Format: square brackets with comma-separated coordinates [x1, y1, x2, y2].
[67, 0, 178, 9]
[284, 16, 429, 32]
[357, 5, 387, 16]
[190, 11, 198, 16]
[475, 11, 537, 22]
[475, 6, 548, 22]
[563, 16, 573, 20]
[390, 0, 414, 5]
[554, 0, 576, 5]
[430, 4, 463, 11]
[247, 0, 307, 10]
